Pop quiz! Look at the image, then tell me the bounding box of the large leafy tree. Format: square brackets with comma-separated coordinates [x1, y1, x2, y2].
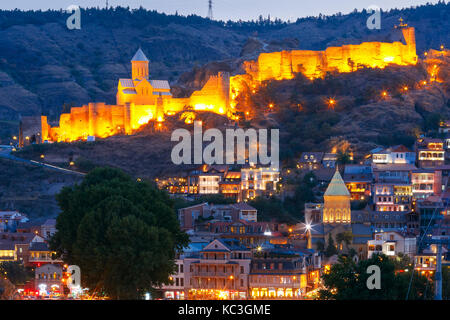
[50, 167, 189, 299]
[0, 261, 32, 286]
[319, 254, 432, 300]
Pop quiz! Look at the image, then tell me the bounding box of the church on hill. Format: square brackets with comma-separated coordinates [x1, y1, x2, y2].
[41, 48, 231, 142]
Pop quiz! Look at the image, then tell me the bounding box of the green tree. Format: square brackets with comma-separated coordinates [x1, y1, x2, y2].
[325, 234, 338, 257]
[50, 167, 189, 299]
[319, 254, 432, 300]
[0, 261, 32, 286]
[337, 151, 351, 165]
[336, 231, 353, 251]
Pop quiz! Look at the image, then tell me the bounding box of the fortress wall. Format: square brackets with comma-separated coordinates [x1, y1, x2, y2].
[257, 52, 283, 81]
[131, 104, 157, 128]
[291, 50, 326, 77]
[190, 73, 229, 114]
[41, 28, 418, 142]
[166, 97, 190, 113]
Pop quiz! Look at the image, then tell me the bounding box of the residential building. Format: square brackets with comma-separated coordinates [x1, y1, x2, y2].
[343, 165, 373, 200]
[33, 264, 63, 296]
[28, 241, 62, 267]
[298, 152, 324, 170]
[416, 138, 445, 168]
[219, 171, 241, 201]
[240, 166, 279, 199]
[322, 153, 337, 168]
[204, 220, 275, 246]
[178, 203, 258, 231]
[372, 145, 416, 165]
[367, 231, 417, 258]
[411, 169, 439, 199]
[184, 239, 251, 300]
[248, 246, 321, 299]
[41, 219, 57, 240]
[0, 211, 28, 232]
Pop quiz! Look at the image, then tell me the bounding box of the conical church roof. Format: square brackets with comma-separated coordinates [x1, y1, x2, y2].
[131, 48, 149, 62]
[324, 169, 350, 196]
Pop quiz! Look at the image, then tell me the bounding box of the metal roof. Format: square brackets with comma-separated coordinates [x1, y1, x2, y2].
[131, 48, 149, 62]
[324, 169, 350, 197]
[150, 80, 171, 90]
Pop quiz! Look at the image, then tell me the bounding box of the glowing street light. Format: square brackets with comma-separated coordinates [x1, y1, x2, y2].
[327, 98, 336, 109]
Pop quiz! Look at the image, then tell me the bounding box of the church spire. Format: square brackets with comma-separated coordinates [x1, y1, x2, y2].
[131, 48, 149, 80]
[324, 168, 350, 197]
[131, 48, 149, 62]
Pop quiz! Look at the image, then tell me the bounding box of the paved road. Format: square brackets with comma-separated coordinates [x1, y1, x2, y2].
[0, 145, 85, 176]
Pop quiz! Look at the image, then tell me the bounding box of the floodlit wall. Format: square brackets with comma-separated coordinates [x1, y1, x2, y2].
[42, 28, 417, 142]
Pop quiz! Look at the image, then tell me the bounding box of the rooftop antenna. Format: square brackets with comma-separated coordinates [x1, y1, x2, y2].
[208, 0, 213, 20]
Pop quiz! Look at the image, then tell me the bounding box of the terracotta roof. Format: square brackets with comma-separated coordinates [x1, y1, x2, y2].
[390, 145, 412, 153]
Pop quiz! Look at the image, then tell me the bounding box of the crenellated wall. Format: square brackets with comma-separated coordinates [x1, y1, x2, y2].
[42, 27, 417, 142]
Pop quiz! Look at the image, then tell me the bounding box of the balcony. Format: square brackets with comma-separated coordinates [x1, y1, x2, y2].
[192, 271, 238, 277]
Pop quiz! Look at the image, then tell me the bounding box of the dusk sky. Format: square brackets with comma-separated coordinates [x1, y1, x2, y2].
[0, 0, 442, 21]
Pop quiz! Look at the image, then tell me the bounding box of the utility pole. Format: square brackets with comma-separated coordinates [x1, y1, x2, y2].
[208, 0, 213, 20]
[422, 237, 449, 300]
[435, 243, 442, 300]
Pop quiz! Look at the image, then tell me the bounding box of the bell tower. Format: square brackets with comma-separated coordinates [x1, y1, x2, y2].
[323, 168, 351, 224]
[131, 48, 149, 80]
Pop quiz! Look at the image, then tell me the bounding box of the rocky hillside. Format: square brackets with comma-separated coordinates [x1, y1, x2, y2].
[0, 2, 448, 130]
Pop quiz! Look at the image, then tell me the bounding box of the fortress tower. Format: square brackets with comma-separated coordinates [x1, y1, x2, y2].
[323, 169, 351, 224]
[131, 48, 149, 80]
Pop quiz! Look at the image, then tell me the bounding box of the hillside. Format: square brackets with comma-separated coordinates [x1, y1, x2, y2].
[0, 158, 82, 220]
[0, 3, 449, 219]
[0, 2, 448, 135]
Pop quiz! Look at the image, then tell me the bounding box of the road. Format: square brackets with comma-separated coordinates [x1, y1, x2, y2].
[0, 145, 85, 176]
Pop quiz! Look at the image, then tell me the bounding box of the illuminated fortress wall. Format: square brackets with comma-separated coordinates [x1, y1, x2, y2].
[239, 27, 417, 82]
[42, 51, 231, 142]
[42, 27, 417, 142]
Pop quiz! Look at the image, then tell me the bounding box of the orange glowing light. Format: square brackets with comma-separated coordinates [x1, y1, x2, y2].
[42, 29, 419, 143]
[327, 98, 336, 108]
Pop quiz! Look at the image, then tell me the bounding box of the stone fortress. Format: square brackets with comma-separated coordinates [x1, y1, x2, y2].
[41, 24, 417, 143]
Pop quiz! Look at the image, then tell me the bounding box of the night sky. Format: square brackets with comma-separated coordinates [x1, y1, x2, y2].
[1, 0, 442, 21]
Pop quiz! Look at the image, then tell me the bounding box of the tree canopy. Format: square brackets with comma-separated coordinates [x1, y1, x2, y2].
[319, 254, 432, 300]
[50, 167, 189, 299]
